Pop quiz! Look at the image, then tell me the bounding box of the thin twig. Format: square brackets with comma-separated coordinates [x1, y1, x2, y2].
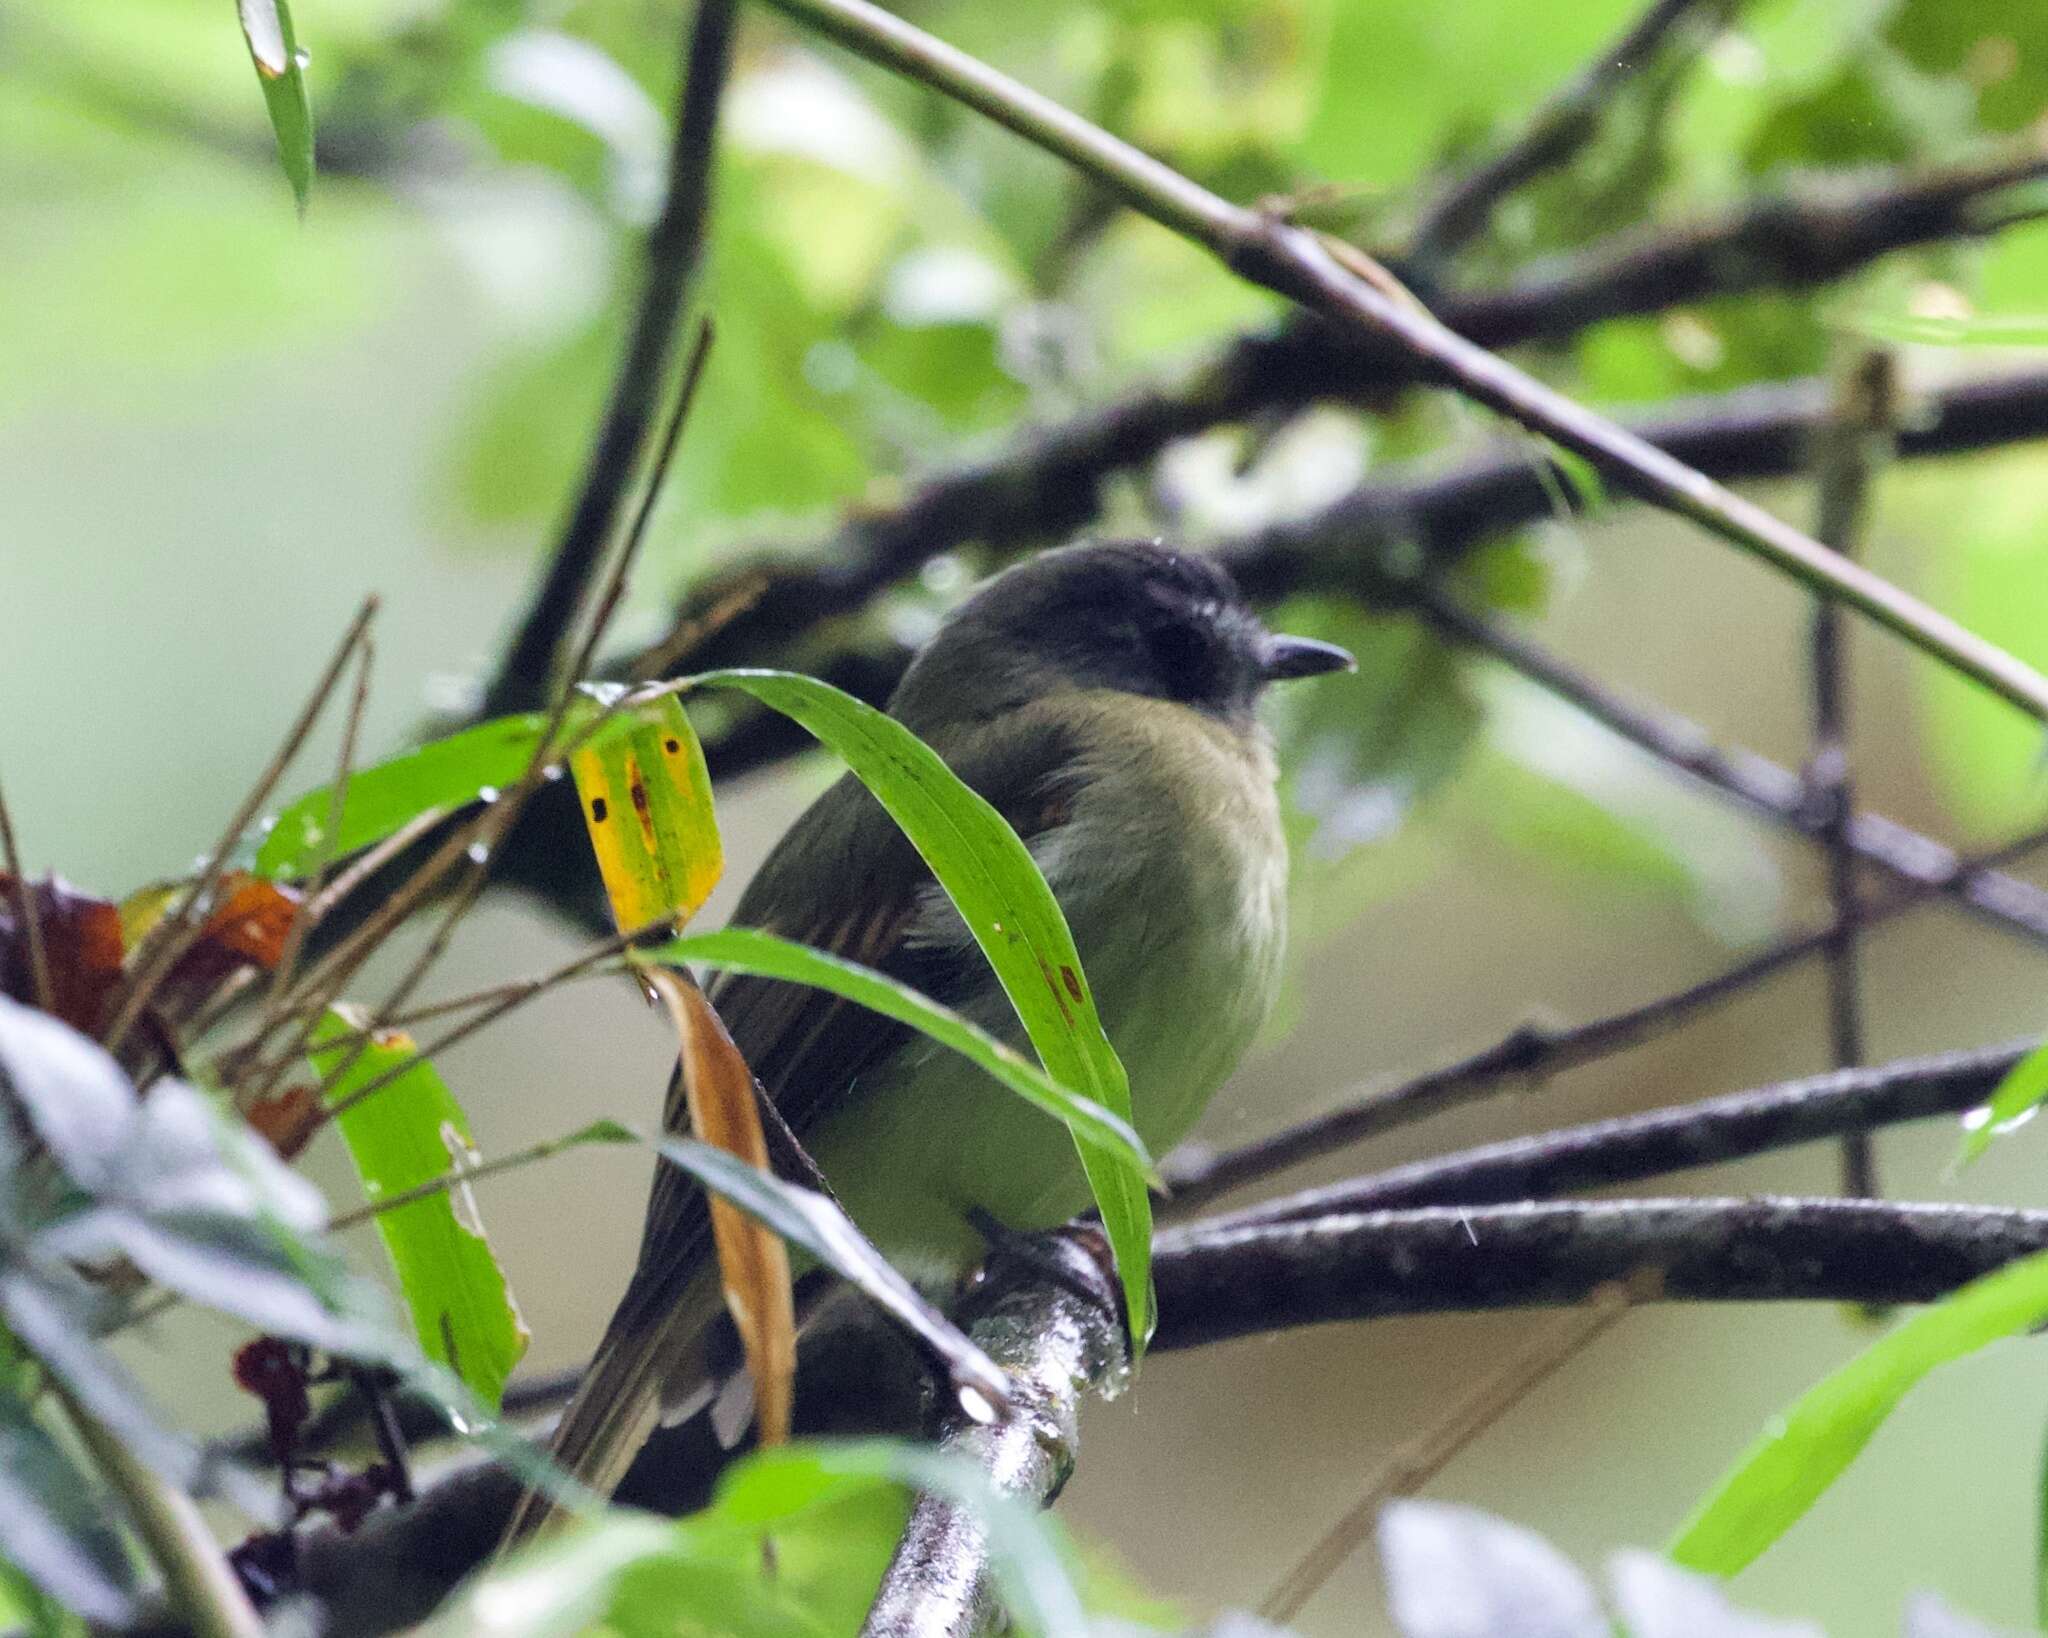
[65, 1392, 265, 1638]
[0, 778, 54, 1015]
[485, 0, 737, 714]
[1407, 0, 1734, 265]
[328, 1120, 638, 1229]
[103, 597, 377, 1058]
[1414, 586, 2048, 950]
[1260, 1287, 1633, 1622]
[1160, 822, 2048, 1210]
[267, 634, 376, 1011]
[1203, 1037, 2031, 1232]
[1808, 348, 1896, 1197]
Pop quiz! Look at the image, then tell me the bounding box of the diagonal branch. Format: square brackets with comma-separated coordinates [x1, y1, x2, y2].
[1412, 588, 2048, 950]
[732, 0, 2048, 709]
[675, 147, 2048, 675]
[1406, 0, 1737, 266]
[483, 0, 737, 714]
[198, 1191, 2048, 1638]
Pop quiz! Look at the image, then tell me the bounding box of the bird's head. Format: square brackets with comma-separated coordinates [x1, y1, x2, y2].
[893, 540, 1354, 730]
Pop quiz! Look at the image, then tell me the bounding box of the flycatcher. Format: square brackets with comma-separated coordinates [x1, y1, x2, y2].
[514, 540, 1352, 1534]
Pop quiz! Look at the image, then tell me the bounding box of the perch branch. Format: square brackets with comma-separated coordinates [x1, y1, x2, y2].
[860, 1231, 1124, 1638]
[1151, 1196, 2048, 1348]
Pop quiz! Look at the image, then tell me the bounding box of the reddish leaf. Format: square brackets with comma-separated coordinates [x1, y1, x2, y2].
[151, 873, 304, 1025]
[0, 873, 125, 1033]
[247, 1085, 322, 1161]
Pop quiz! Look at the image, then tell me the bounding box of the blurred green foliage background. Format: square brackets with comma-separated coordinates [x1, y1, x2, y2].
[8, 0, 2048, 1627]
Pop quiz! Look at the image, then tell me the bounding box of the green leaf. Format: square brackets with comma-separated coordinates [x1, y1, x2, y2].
[650, 1137, 1009, 1418]
[458, 1438, 1088, 1638]
[684, 670, 1155, 1353]
[1671, 1245, 2048, 1574]
[1954, 1036, 2048, 1168]
[237, 0, 314, 210]
[636, 929, 1153, 1175]
[309, 1009, 529, 1410]
[1843, 311, 2048, 348]
[257, 707, 621, 880]
[0, 1385, 136, 1629]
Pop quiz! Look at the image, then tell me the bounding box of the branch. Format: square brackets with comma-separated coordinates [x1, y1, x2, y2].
[1150, 1196, 2048, 1349]
[181, 1185, 2048, 1638]
[1160, 823, 2048, 1210]
[483, 0, 737, 714]
[745, 0, 2048, 706]
[1201, 1038, 2029, 1231]
[860, 1231, 1124, 1638]
[1406, 0, 1735, 265]
[675, 147, 2048, 676]
[1411, 587, 2048, 950]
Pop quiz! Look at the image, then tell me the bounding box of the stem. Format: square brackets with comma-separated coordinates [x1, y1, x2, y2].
[66, 1395, 264, 1638]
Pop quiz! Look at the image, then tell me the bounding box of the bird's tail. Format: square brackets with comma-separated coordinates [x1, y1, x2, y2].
[500, 1272, 723, 1548]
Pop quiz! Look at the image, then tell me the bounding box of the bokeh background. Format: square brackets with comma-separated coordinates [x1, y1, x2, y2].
[8, 0, 2048, 1628]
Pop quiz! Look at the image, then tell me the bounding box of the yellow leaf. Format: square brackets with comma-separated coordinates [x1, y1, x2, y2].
[570, 697, 723, 933]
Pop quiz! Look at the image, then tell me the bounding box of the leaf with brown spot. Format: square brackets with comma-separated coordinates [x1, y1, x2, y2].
[644, 967, 794, 1447]
[571, 697, 723, 934]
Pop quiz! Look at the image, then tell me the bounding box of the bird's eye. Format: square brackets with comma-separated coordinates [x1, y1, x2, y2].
[1146, 618, 1214, 694]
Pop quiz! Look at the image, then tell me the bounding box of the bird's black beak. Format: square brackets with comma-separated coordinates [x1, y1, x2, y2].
[1259, 633, 1356, 683]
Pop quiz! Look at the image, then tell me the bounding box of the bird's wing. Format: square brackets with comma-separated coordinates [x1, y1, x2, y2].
[614, 705, 1089, 1326]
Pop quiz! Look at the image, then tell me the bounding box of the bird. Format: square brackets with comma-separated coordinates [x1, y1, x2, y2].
[506, 539, 1353, 1538]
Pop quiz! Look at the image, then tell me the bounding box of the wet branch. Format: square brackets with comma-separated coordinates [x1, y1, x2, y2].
[1151, 1196, 2048, 1349]
[1199, 1038, 2029, 1231]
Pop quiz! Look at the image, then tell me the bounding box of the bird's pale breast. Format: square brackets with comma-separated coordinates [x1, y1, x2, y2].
[804, 690, 1289, 1273]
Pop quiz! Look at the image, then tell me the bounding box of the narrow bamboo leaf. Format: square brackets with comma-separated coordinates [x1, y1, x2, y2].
[685, 670, 1155, 1353]
[237, 0, 315, 210]
[644, 971, 794, 1447]
[1671, 1245, 2048, 1575]
[309, 1009, 529, 1410]
[632, 929, 1152, 1176]
[1956, 1036, 2048, 1168]
[2037, 1414, 2048, 1629]
[258, 713, 540, 879]
[0, 1382, 136, 1627]
[571, 697, 723, 934]
[652, 1139, 1009, 1419]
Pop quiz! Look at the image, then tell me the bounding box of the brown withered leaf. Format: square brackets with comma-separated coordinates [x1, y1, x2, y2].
[148, 872, 304, 1027]
[246, 1084, 322, 1161]
[644, 967, 795, 1447]
[0, 873, 125, 1033]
